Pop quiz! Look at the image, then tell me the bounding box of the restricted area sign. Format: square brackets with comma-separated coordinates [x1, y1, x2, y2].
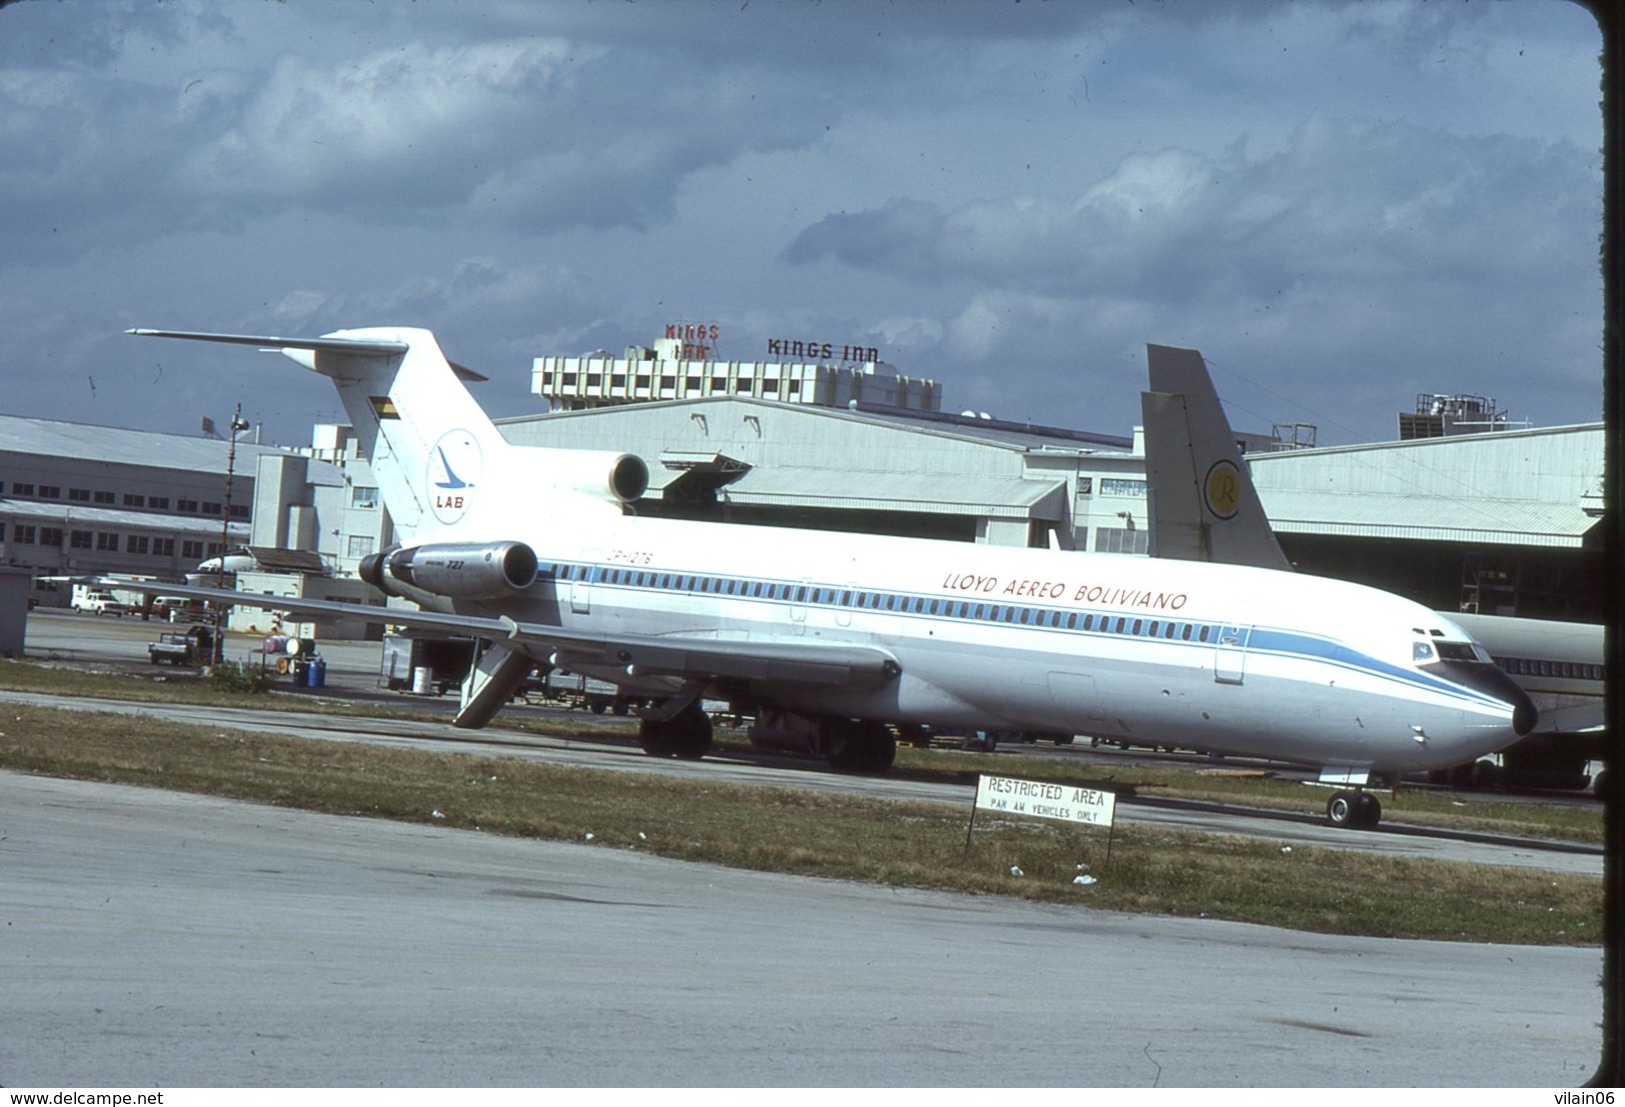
[974, 774, 1117, 828]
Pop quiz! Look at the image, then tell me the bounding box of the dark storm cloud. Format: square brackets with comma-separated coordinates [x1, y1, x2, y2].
[0, 0, 1602, 445]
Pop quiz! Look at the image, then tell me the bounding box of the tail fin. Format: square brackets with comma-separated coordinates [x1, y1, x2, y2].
[128, 327, 647, 542]
[1140, 344, 1292, 571]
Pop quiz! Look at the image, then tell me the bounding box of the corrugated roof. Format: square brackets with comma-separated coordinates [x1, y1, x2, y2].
[0, 497, 248, 536]
[1258, 489, 1598, 547]
[718, 467, 1067, 519]
[0, 413, 296, 474]
[504, 394, 1132, 454]
[1247, 423, 1603, 548]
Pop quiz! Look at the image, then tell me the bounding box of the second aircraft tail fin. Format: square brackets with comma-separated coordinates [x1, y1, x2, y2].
[1140, 343, 1293, 571]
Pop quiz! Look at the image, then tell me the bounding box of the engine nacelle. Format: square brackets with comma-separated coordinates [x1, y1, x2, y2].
[359, 541, 538, 600]
[537, 448, 649, 505]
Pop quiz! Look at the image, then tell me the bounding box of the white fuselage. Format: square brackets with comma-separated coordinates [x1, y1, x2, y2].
[454, 509, 1527, 774]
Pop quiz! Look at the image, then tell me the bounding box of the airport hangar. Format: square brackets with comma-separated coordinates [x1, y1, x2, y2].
[0, 337, 1602, 642]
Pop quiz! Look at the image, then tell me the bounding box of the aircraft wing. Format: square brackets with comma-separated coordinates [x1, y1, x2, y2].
[60, 576, 899, 691]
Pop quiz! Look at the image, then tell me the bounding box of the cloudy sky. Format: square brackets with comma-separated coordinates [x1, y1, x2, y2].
[0, 0, 1603, 450]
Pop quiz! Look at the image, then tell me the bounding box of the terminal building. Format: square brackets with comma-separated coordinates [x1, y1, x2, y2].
[0, 413, 265, 605]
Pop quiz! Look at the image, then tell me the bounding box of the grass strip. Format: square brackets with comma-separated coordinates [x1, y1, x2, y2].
[2, 659, 1604, 846]
[0, 699, 1600, 946]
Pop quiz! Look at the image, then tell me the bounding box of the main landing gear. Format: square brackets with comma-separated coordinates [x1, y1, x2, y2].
[820, 718, 897, 774]
[638, 703, 713, 760]
[745, 708, 898, 773]
[1324, 790, 1382, 829]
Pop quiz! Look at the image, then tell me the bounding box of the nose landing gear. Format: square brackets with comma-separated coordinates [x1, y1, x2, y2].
[1325, 790, 1382, 829]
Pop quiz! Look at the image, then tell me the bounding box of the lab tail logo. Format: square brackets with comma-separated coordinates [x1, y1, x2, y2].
[429, 431, 482, 525]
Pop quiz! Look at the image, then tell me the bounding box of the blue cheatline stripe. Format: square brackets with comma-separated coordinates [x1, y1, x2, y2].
[537, 559, 1510, 713]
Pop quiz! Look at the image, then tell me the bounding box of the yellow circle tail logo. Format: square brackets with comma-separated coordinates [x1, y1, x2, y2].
[1204, 459, 1242, 520]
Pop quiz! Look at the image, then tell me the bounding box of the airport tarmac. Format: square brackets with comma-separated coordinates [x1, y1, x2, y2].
[0, 770, 1604, 1088]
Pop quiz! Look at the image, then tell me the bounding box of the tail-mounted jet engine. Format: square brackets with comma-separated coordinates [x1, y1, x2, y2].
[359, 541, 538, 601]
[541, 449, 650, 505]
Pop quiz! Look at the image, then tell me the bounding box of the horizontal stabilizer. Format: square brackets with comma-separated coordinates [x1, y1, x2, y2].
[127, 328, 408, 357]
[127, 329, 487, 382]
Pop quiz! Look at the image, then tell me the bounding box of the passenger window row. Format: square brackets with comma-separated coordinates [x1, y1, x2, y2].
[1495, 655, 1604, 682]
[547, 561, 1227, 647]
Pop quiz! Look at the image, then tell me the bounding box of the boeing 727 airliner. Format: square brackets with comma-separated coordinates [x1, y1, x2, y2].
[114, 326, 1535, 827]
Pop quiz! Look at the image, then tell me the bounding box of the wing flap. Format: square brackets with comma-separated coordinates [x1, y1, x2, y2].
[544, 636, 900, 689]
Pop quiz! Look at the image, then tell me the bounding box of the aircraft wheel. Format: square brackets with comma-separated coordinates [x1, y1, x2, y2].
[639, 704, 713, 760]
[1326, 791, 1357, 827]
[1327, 791, 1381, 828]
[825, 719, 896, 773]
[1469, 759, 1503, 790]
[1354, 792, 1382, 828]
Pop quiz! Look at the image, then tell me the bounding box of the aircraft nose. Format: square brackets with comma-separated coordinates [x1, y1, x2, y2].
[1435, 661, 1538, 736]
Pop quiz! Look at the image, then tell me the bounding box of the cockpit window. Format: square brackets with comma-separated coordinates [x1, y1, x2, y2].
[1411, 639, 1438, 663]
[1435, 640, 1483, 663]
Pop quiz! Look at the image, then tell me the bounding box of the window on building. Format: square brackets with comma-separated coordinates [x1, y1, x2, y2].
[96, 532, 119, 552]
[39, 527, 63, 547]
[181, 539, 205, 560]
[15, 525, 36, 544]
[1100, 478, 1148, 498]
[229, 504, 249, 519]
[351, 486, 379, 509]
[178, 499, 199, 513]
[201, 502, 222, 516]
[124, 493, 146, 508]
[152, 537, 175, 557]
[68, 488, 91, 503]
[70, 530, 92, 550]
[346, 535, 375, 559]
[148, 496, 169, 510]
[126, 535, 150, 555]
[12, 482, 35, 497]
[93, 490, 115, 505]
[0, 522, 7, 541]
[38, 485, 60, 499]
[1095, 527, 1149, 555]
